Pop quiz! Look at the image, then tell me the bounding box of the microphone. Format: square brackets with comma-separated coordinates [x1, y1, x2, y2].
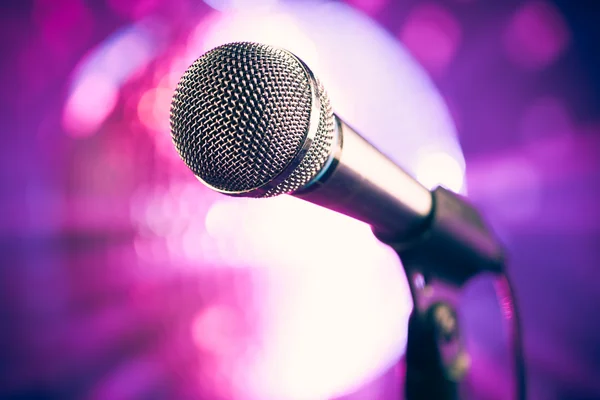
[169, 43, 524, 400]
[170, 42, 504, 282]
[169, 42, 432, 239]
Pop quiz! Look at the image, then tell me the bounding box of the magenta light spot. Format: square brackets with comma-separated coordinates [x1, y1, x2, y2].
[399, 3, 462, 76]
[106, 0, 161, 20]
[346, 0, 389, 16]
[62, 73, 119, 137]
[192, 305, 242, 356]
[62, 20, 159, 137]
[137, 87, 172, 132]
[504, 1, 570, 70]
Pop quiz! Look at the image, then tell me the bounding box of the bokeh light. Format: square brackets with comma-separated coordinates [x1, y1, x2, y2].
[203, 0, 279, 12]
[137, 87, 172, 132]
[399, 3, 462, 76]
[62, 72, 119, 137]
[503, 1, 570, 70]
[106, 0, 162, 20]
[345, 0, 389, 16]
[63, 18, 164, 136]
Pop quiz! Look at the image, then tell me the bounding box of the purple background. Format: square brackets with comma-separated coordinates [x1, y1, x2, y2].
[1, 0, 599, 399]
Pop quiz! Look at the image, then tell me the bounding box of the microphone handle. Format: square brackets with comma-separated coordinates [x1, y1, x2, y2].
[297, 115, 434, 240]
[297, 115, 504, 282]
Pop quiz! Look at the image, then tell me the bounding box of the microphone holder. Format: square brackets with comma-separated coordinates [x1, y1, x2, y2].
[376, 187, 525, 400]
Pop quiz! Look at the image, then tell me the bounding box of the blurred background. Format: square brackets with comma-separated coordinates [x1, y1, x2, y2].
[0, 0, 599, 399]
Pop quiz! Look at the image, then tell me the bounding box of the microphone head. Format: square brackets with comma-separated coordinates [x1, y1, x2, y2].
[170, 42, 335, 197]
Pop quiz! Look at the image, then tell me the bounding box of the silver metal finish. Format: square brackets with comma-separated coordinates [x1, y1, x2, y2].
[260, 55, 328, 197]
[171, 41, 432, 239]
[297, 116, 433, 239]
[245, 54, 322, 197]
[170, 42, 335, 198]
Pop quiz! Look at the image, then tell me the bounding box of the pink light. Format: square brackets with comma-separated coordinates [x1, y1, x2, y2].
[133, 237, 171, 264]
[192, 305, 243, 357]
[106, 0, 161, 20]
[504, 1, 570, 70]
[137, 87, 172, 132]
[137, 86, 181, 162]
[62, 73, 118, 137]
[346, 0, 389, 16]
[399, 3, 462, 76]
[63, 20, 160, 137]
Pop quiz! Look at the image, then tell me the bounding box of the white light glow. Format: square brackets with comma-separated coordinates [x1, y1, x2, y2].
[198, 11, 321, 74]
[415, 150, 466, 192]
[63, 19, 163, 137]
[62, 73, 119, 137]
[203, 0, 279, 12]
[215, 197, 411, 400]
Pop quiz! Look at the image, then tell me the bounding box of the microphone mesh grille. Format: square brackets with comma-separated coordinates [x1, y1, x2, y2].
[170, 42, 334, 197]
[265, 77, 334, 197]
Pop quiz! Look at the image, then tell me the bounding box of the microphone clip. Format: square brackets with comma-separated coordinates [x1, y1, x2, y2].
[377, 187, 525, 400]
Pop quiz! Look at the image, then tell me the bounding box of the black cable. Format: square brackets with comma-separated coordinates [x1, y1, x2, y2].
[494, 273, 527, 400]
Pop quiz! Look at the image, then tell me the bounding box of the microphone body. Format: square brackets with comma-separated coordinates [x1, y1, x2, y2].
[296, 117, 504, 284]
[169, 42, 505, 282]
[296, 116, 433, 239]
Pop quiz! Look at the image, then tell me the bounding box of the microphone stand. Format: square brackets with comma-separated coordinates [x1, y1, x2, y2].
[376, 187, 526, 400]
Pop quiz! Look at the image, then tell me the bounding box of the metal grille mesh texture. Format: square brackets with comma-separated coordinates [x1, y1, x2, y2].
[265, 76, 334, 197]
[170, 42, 334, 197]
